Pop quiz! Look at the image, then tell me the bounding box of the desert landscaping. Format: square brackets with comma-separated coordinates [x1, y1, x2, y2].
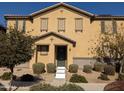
[0, 62, 120, 91]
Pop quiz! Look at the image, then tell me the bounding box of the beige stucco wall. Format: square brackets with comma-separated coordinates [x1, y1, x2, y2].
[6, 7, 124, 68]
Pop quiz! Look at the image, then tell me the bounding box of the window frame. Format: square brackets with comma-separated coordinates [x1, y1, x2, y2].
[101, 20, 117, 34]
[15, 19, 18, 30]
[101, 20, 105, 33]
[40, 18, 48, 32]
[22, 19, 26, 32]
[37, 45, 49, 55]
[75, 18, 83, 32]
[58, 18, 66, 32]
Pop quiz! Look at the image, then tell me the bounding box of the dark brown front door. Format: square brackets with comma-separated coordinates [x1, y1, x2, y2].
[55, 46, 67, 67]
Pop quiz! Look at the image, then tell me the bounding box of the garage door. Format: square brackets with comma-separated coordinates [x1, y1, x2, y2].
[73, 58, 96, 69]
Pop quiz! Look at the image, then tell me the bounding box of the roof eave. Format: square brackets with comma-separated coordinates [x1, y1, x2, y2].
[93, 16, 124, 20]
[30, 3, 94, 17]
[4, 15, 32, 20]
[34, 32, 76, 47]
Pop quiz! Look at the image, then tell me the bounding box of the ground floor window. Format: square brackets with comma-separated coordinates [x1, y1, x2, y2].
[37, 45, 49, 55]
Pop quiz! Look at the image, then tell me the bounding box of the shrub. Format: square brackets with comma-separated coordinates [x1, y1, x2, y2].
[83, 65, 92, 73]
[20, 74, 34, 82]
[33, 63, 45, 75]
[104, 65, 115, 75]
[12, 75, 17, 80]
[59, 83, 84, 91]
[98, 73, 109, 80]
[118, 73, 124, 80]
[103, 56, 111, 64]
[69, 74, 88, 83]
[0, 83, 6, 91]
[30, 83, 58, 91]
[30, 83, 84, 91]
[46, 63, 56, 73]
[93, 62, 105, 72]
[69, 64, 78, 73]
[0, 72, 12, 80]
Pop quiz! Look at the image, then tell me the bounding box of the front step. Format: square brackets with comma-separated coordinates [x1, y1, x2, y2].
[55, 67, 66, 79]
[56, 69, 65, 73]
[57, 67, 65, 70]
[55, 73, 65, 79]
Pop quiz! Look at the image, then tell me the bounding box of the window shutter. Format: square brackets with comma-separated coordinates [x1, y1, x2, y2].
[22, 19, 26, 32]
[58, 18, 65, 31]
[75, 18, 83, 32]
[101, 21, 105, 33]
[112, 20, 117, 33]
[41, 18, 48, 31]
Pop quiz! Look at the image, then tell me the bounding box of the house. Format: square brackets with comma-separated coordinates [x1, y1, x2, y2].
[4, 3, 124, 69]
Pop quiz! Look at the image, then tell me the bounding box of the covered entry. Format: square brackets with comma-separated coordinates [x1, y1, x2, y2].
[33, 32, 76, 68]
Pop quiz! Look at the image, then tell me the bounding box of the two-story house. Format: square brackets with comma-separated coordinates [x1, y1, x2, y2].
[4, 3, 124, 69]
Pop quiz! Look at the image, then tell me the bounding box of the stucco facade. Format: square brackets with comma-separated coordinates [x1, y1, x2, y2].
[4, 3, 124, 68]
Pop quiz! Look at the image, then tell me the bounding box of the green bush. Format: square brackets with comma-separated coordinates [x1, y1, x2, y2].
[83, 65, 92, 73]
[69, 74, 88, 83]
[118, 73, 124, 80]
[98, 73, 109, 80]
[30, 83, 84, 91]
[69, 64, 78, 73]
[59, 83, 84, 91]
[0, 83, 6, 91]
[30, 83, 57, 91]
[104, 65, 115, 75]
[93, 62, 105, 72]
[33, 63, 45, 75]
[0, 72, 12, 80]
[46, 63, 56, 73]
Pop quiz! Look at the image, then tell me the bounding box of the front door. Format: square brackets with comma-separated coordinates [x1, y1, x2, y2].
[55, 46, 67, 67]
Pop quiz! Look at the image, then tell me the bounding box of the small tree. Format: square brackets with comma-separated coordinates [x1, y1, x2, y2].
[0, 28, 34, 90]
[91, 24, 124, 73]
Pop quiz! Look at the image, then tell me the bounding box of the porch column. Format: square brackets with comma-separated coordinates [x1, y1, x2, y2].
[29, 45, 37, 69]
[67, 44, 73, 69]
[49, 43, 55, 65]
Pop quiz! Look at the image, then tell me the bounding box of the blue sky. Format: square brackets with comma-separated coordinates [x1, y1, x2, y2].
[1, 2, 124, 26]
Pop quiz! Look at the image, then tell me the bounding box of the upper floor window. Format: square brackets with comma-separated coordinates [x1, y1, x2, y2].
[75, 18, 83, 32]
[22, 19, 26, 32]
[14, 19, 26, 32]
[15, 19, 18, 30]
[41, 18, 48, 32]
[58, 18, 65, 32]
[101, 20, 117, 34]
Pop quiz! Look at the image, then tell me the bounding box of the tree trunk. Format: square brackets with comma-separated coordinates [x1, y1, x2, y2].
[120, 61, 124, 73]
[9, 67, 14, 91]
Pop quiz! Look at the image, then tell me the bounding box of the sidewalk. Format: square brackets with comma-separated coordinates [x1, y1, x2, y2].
[75, 83, 108, 91]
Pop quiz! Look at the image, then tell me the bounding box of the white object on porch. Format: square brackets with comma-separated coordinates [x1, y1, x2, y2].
[55, 67, 66, 79]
